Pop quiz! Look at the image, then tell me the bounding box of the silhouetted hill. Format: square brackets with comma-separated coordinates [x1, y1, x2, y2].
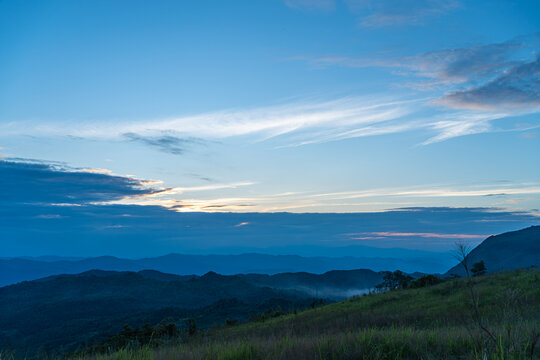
[0, 268, 384, 358]
[0, 256, 141, 286]
[446, 226, 540, 275]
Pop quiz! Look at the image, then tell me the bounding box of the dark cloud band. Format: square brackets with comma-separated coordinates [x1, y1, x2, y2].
[0, 159, 165, 205]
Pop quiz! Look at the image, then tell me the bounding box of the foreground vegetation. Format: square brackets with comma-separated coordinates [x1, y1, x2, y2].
[64, 268, 540, 360]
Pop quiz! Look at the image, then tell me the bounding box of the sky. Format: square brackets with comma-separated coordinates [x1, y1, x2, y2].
[1, 0, 539, 259]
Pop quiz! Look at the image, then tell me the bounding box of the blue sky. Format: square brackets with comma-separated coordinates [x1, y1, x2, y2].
[0, 0, 539, 257]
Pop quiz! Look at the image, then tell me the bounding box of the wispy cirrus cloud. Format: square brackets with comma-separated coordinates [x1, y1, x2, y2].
[90, 97, 418, 142]
[345, 0, 460, 27]
[284, 0, 335, 11]
[2, 41, 538, 149]
[6, 27, 540, 149]
[292, 34, 540, 142]
[421, 111, 509, 145]
[0, 96, 429, 146]
[4, 94, 529, 147]
[284, 0, 460, 27]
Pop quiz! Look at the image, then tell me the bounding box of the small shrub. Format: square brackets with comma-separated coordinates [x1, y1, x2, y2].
[188, 318, 197, 336]
[410, 274, 445, 288]
[472, 261, 487, 276]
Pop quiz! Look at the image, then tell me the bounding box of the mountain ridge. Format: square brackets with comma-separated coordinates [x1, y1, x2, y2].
[0, 267, 384, 358]
[0, 252, 448, 287]
[446, 225, 540, 275]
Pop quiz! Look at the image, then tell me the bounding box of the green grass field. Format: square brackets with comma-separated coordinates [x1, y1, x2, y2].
[66, 268, 540, 360]
[2, 269, 538, 360]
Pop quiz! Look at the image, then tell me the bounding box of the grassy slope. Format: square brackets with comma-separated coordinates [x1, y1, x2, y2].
[80, 269, 540, 360]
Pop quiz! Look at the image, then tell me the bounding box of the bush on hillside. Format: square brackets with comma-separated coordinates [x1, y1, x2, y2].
[410, 274, 445, 288]
[375, 270, 414, 291]
[471, 260, 487, 276]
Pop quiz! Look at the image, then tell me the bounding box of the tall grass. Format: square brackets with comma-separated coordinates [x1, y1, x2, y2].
[78, 325, 537, 360]
[74, 269, 540, 360]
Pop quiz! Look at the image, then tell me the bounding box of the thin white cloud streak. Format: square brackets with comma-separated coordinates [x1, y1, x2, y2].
[311, 183, 540, 200]
[279, 111, 423, 147]
[4, 97, 408, 144]
[421, 111, 509, 145]
[2, 96, 524, 146]
[110, 181, 540, 213]
[96, 181, 258, 212]
[159, 181, 257, 195]
[71, 97, 421, 143]
[77, 168, 114, 175]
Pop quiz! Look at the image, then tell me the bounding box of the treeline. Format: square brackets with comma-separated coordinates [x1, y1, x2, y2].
[375, 260, 487, 291]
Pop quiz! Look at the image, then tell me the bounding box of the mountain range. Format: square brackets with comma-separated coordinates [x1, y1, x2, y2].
[0, 268, 383, 357]
[0, 252, 447, 287]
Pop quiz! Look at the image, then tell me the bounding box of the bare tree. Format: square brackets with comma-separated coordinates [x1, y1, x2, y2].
[453, 242, 472, 277]
[453, 242, 496, 343]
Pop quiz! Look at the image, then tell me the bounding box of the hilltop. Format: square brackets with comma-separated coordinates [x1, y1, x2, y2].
[447, 226, 540, 276]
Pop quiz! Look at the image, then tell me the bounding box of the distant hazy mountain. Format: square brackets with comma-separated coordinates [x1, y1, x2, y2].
[446, 226, 540, 276]
[0, 252, 444, 287]
[0, 268, 383, 357]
